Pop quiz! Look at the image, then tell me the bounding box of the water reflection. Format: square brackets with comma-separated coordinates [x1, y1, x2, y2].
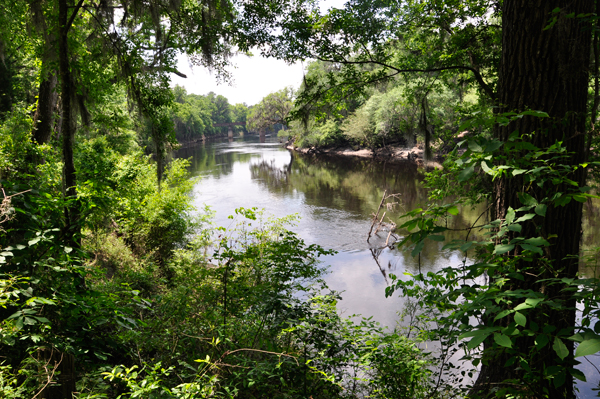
[174, 135, 486, 326]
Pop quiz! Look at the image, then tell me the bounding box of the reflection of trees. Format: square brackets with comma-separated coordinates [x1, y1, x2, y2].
[250, 151, 491, 271]
[250, 152, 428, 218]
[173, 142, 256, 178]
[250, 158, 291, 190]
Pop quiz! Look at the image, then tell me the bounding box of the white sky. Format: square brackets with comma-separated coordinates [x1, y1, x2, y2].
[171, 55, 306, 106]
[171, 0, 347, 106]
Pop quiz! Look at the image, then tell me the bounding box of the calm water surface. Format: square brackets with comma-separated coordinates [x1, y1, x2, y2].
[174, 135, 600, 397]
[175, 135, 482, 325]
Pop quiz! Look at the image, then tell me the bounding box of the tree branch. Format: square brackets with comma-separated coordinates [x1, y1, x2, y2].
[313, 55, 497, 101]
[66, 0, 86, 33]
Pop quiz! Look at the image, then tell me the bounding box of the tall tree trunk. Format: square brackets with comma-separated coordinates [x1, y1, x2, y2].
[30, 0, 58, 145]
[472, 1, 593, 398]
[59, 0, 79, 243]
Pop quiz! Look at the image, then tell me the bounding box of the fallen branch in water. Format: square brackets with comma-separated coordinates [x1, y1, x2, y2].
[367, 190, 401, 248]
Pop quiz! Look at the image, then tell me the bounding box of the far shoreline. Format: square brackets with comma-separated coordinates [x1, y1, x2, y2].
[284, 142, 444, 168]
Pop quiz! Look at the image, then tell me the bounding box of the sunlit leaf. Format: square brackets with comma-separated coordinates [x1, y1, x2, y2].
[535, 204, 547, 217]
[575, 338, 600, 357]
[514, 312, 526, 327]
[447, 205, 459, 216]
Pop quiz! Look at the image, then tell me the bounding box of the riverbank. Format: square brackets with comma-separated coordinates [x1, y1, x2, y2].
[285, 142, 443, 168]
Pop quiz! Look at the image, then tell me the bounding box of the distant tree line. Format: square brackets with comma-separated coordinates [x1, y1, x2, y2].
[170, 85, 250, 142]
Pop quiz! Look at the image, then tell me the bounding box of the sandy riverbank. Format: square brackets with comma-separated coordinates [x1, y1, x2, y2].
[285, 142, 443, 168]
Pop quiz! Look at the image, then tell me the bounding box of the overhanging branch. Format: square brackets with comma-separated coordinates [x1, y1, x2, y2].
[314, 55, 497, 101]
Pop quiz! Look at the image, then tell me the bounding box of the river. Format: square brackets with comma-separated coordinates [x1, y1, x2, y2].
[174, 134, 600, 397]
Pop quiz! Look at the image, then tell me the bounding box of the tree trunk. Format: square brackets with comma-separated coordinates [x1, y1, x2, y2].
[472, 1, 593, 398]
[59, 0, 79, 244]
[30, 0, 58, 145]
[33, 71, 58, 145]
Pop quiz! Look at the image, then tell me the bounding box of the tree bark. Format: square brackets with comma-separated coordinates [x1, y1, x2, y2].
[30, 0, 59, 145]
[32, 71, 58, 145]
[472, 1, 593, 398]
[59, 0, 79, 244]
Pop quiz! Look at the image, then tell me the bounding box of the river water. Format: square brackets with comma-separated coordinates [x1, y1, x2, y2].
[175, 134, 600, 397]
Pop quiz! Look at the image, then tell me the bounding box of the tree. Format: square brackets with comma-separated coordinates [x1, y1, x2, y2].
[256, 0, 598, 396]
[252, 0, 500, 116]
[472, 1, 593, 397]
[247, 87, 294, 132]
[379, 2, 596, 398]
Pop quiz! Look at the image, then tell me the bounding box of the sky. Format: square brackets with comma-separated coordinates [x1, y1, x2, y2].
[170, 55, 306, 106]
[170, 0, 347, 106]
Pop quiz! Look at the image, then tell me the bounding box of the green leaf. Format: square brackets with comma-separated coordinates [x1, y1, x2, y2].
[494, 244, 515, 255]
[519, 244, 543, 255]
[515, 213, 535, 223]
[571, 368, 587, 382]
[457, 164, 475, 182]
[64, 247, 73, 254]
[553, 337, 569, 360]
[28, 238, 41, 246]
[535, 334, 549, 349]
[506, 207, 515, 224]
[400, 219, 419, 231]
[535, 204, 547, 217]
[411, 240, 425, 257]
[523, 237, 550, 246]
[553, 369, 566, 388]
[484, 140, 503, 153]
[447, 205, 459, 216]
[480, 161, 493, 175]
[518, 192, 537, 206]
[494, 333, 512, 348]
[555, 195, 572, 207]
[465, 332, 491, 349]
[494, 309, 513, 321]
[575, 338, 600, 357]
[460, 241, 474, 252]
[521, 110, 549, 118]
[468, 140, 483, 152]
[514, 312, 526, 327]
[512, 169, 527, 176]
[507, 224, 522, 232]
[525, 298, 544, 307]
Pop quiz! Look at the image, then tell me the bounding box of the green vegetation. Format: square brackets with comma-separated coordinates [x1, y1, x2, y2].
[250, 0, 600, 397]
[284, 61, 482, 152]
[0, 1, 435, 398]
[0, 80, 434, 398]
[171, 86, 250, 142]
[2, 0, 600, 398]
[247, 87, 294, 134]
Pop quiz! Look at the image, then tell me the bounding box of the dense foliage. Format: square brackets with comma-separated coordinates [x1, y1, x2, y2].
[171, 85, 250, 142]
